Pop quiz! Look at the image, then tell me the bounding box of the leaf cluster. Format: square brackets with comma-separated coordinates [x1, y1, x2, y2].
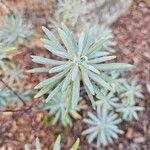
[0, 12, 34, 47]
[25, 135, 79, 150]
[30, 24, 132, 109]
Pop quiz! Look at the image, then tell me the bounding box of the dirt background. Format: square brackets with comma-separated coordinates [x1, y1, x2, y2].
[0, 0, 150, 149]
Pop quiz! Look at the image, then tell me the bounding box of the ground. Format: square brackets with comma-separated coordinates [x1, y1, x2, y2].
[0, 0, 149, 149]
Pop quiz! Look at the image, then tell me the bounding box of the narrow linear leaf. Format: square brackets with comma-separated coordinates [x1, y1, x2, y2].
[34, 85, 52, 98]
[71, 64, 79, 81]
[95, 63, 133, 70]
[88, 72, 111, 90]
[62, 69, 72, 92]
[45, 82, 63, 103]
[44, 44, 68, 58]
[58, 28, 76, 56]
[24, 144, 30, 150]
[49, 64, 69, 73]
[80, 67, 95, 95]
[70, 138, 80, 150]
[81, 63, 100, 74]
[28, 67, 50, 73]
[31, 55, 66, 65]
[53, 135, 61, 150]
[36, 138, 41, 150]
[71, 74, 80, 108]
[88, 56, 116, 64]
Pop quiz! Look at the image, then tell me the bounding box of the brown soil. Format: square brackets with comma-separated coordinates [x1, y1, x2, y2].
[0, 0, 150, 150]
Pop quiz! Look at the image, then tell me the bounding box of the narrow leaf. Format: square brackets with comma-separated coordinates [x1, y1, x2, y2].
[45, 82, 63, 103]
[80, 67, 95, 95]
[88, 56, 116, 64]
[71, 74, 80, 108]
[36, 138, 41, 150]
[53, 135, 61, 150]
[70, 138, 80, 150]
[95, 63, 133, 70]
[31, 55, 66, 65]
[88, 72, 111, 90]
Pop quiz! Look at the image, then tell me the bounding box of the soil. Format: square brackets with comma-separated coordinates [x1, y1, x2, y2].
[0, 0, 150, 150]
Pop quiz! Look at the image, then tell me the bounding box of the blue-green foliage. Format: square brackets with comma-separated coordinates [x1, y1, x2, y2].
[45, 91, 82, 127]
[30, 24, 132, 109]
[0, 46, 16, 71]
[82, 108, 123, 147]
[25, 135, 80, 150]
[83, 76, 144, 147]
[0, 13, 34, 47]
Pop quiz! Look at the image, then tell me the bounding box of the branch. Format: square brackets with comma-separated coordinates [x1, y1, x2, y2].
[0, 78, 26, 106]
[0, 98, 43, 113]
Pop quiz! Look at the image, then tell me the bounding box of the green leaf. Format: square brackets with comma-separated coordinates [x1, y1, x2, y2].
[36, 137, 41, 150]
[0, 47, 16, 54]
[61, 23, 77, 54]
[28, 67, 50, 73]
[84, 83, 96, 109]
[78, 32, 85, 56]
[81, 63, 100, 75]
[62, 70, 72, 92]
[42, 26, 58, 42]
[71, 64, 79, 81]
[71, 74, 80, 108]
[88, 51, 109, 59]
[95, 63, 133, 70]
[88, 56, 116, 64]
[70, 138, 80, 150]
[35, 68, 70, 89]
[80, 67, 95, 95]
[44, 44, 68, 58]
[42, 38, 67, 53]
[49, 64, 69, 73]
[58, 28, 76, 57]
[85, 38, 107, 55]
[24, 144, 30, 150]
[34, 85, 52, 98]
[45, 82, 63, 103]
[53, 135, 61, 150]
[88, 72, 111, 90]
[31, 55, 66, 65]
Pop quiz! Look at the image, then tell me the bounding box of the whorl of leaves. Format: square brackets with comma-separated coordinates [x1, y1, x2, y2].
[25, 135, 80, 150]
[0, 13, 34, 47]
[82, 108, 123, 147]
[30, 24, 132, 108]
[45, 91, 82, 127]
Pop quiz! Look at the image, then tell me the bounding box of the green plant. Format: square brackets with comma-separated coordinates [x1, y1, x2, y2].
[25, 135, 80, 150]
[120, 80, 144, 101]
[0, 46, 16, 71]
[0, 13, 34, 47]
[57, 0, 89, 24]
[0, 85, 35, 110]
[95, 89, 119, 109]
[82, 76, 144, 147]
[58, 0, 89, 17]
[25, 137, 41, 150]
[30, 24, 132, 108]
[3, 66, 24, 85]
[82, 108, 123, 147]
[45, 91, 82, 127]
[117, 79, 144, 121]
[117, 102, 144, 121]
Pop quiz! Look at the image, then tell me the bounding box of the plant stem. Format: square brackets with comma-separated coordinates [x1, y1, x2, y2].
[0, 78, 26, 106]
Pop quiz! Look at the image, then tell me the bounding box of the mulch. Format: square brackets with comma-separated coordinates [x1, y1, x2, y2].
[0, 0, 150, 149]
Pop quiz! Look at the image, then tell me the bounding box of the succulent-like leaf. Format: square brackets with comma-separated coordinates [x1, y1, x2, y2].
[45, 91, 82, 127]
[31, 24, 132, 108]
[82, 108, 123, 147]
[0, 13, 34, 47]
